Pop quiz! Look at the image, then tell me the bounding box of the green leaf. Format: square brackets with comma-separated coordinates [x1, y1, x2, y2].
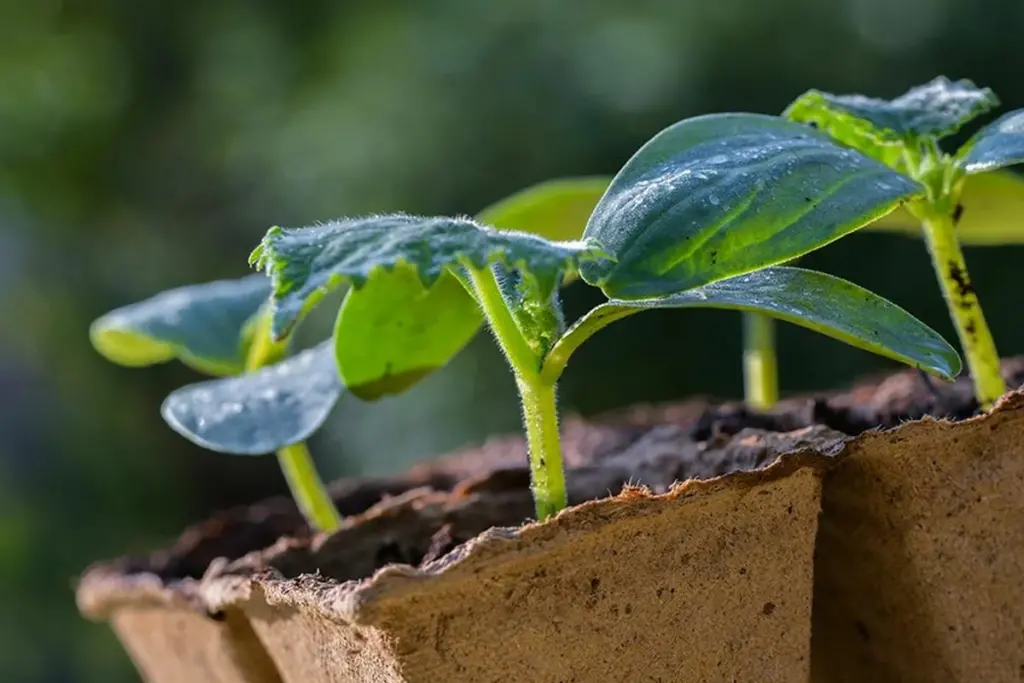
[476, 177, 611, 241]
[867, 170, 1024, 245]
[580, 113, 922, 299]
[252, 213, 606, 339]
[90, 274, 272, 376]
[572, 267, 960, 380]
[957, 110, 1024, 175]
[161, 341, 342, 455]
[785, 77, 998, 152]
[333, 264, 482, 399]
[330, 178, 609, 400]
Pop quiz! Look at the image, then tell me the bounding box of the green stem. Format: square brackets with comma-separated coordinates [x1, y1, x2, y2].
[516, 375, 567, 520]
[742, 312, 779, 409]
[276, 442, 341, 532]
[464, 264, 539, 374]
[919, 210, 1005, 409]
[465, 264, 565, 519]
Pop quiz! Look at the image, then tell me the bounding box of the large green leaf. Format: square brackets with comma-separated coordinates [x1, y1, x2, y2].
[785, 77, 997, 149]
[252, 213, 606, 338]
[90, 274, 272, 376]
[161, 341, 342, 455]
[331, 178, 610, 400]
[867, 170, 1024, 245]
[579, 113, 921, 299]
[558, 267, 960, 381]
[957, 110, 1024, 175]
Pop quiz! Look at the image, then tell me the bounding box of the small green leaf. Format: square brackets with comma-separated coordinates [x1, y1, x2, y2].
[867, 170, 1024, 245]
[90, 274, 272, 376]
[161, 341, 342, 455]
[957, 110, 1024, 175]
[331, 178, 608, 400]
[580, 113, 921, 299]
[333, 264, 482, 400]
[587, 267, 961, 380]
[785, 77, 998, 152]
[253, 213, 605, 339]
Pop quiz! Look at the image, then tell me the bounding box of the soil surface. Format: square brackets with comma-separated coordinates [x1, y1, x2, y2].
[81, 358, 1024, 598]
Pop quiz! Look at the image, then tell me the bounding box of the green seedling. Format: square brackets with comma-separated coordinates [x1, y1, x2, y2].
[775, 76, 1024, 410]
[89, 274, 342, 532]
[252, 113, 961, 520]
[151, 178, 606, 529]
[741, 167, 1024, 409]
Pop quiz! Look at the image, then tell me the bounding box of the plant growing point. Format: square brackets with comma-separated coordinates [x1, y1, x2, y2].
[782, 76, 1024, 410]
[253, 112, 961, 520]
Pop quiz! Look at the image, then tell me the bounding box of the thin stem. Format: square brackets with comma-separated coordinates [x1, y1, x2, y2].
[919, 210, 1005, 409]
[742, 312, 779, 409]
[464, 264, 538, 374]
[465, 264, 566, 519]
[276, 442, 342, 532]
[516, 375, 566, 520]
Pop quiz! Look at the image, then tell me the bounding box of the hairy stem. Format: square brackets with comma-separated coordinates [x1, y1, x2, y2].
[466, 264, 565, 519]
[742, 312, 779, 409]
[920, 210, 1005, 408]
[276, 442, 342, 532]
[465, 264, 539, 374]
[516, 375, 567, 520]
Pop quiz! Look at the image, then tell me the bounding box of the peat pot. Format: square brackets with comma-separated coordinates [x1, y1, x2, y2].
[77, 359, 1024, 683]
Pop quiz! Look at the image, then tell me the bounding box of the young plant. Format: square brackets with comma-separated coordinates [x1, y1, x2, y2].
[152, 178, 607, 526]
[740, 167, 1024, 409]
[252, 113, 961, 520]
[89, 274, 343, 532]
[779, 76, 1024, 409]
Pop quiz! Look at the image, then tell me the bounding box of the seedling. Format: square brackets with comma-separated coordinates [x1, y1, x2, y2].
[148, 179, 606, 530]
[89, 274, 342, 532]
[740, 167, 1024, 409]
[779, 76, 1024, 410]
[252, 113, 960, 520]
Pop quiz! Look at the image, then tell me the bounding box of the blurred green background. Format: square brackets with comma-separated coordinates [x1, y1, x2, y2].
[2, 0, 1023, 681]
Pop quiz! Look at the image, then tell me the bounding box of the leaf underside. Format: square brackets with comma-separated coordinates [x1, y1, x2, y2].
[253, 213, 606, 339]
[332, 178, 610, 400]
[785, 77, 998, 149]
[89, 274, 272, 376]
[333, 264, 483, 399]
[868, 169, 1024, 245]
[587, 266, 960, 380]
[958, 109, 1024, 175]
[580, 112, 922, 299]
[161, 341, 342, 455]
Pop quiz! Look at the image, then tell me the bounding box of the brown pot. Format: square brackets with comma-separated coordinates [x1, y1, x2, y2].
[810, 376, 1024, 683]
[202, 426, 841, 683]
[76, 473, 465, 683]
[78, 360, 1024, 683]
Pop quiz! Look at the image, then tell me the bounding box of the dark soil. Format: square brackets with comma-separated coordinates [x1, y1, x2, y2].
[87, 358, 1024, 594]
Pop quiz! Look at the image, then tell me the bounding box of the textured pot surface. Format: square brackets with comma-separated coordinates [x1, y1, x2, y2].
[213, 429, 841, 683]
[812, 389, 1024, 683]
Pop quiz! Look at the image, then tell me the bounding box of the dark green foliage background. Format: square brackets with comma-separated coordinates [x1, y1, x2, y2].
[2, 1, 1023, 681]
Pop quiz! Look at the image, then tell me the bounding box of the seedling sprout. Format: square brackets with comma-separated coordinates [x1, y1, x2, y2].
[252, 113, 960, 520]
[781, 77, 1024, 410]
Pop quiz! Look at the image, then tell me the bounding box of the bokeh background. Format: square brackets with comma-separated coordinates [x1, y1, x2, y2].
[2, 1, 1023, 681]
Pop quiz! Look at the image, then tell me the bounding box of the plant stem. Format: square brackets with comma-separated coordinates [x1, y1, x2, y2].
[465, 263, 566, 519]
[464, 264, 539, 374]
[516, 374, 567, 520]
[742, 312, 779, 409]
[919, 210, 1005, 409]
[276, 442, 341, 532]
